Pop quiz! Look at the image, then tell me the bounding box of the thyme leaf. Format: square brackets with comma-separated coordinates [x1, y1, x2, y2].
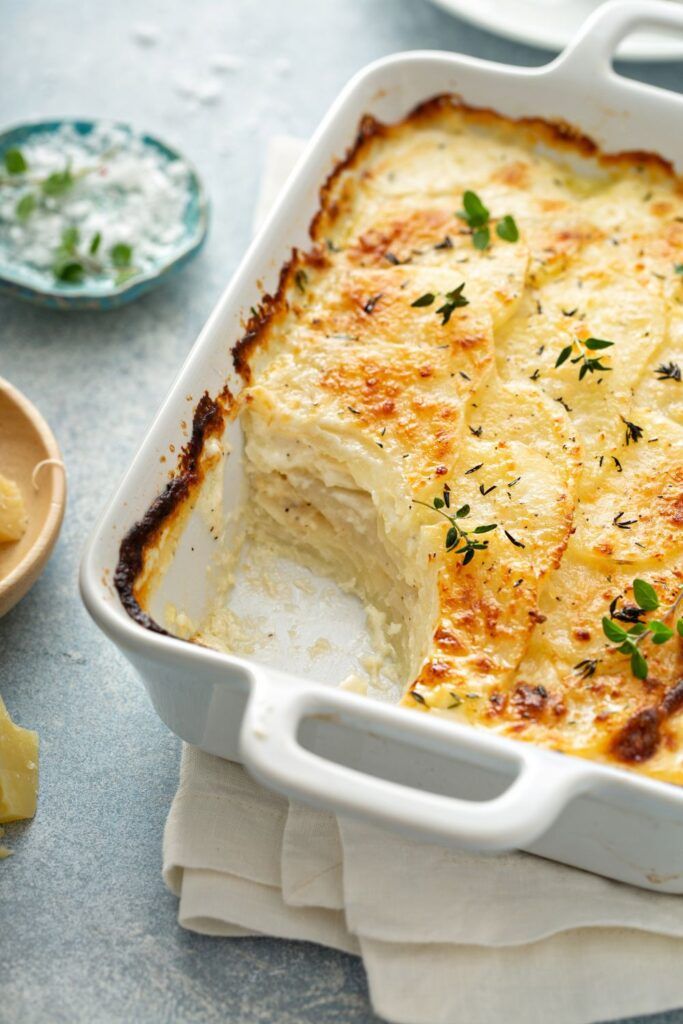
[411, 292, 435, 308]
[15, 193, 36, 219]
[496, 215, 519, 242]
[457, 190, 519, 249]
[472, 226, 490, 251]
[504, 529, 525, 549]
[621, 416, 644, 445]
[111, 242, 133, 268]
[363, 292, 382, 314]
[613, 511, 637, 530]
[656, 361, 681, 382]
[4, 147, 27, 174]
[574, 658, 599, 679]
[458, 190, 489, 228]
[42, 165, 74, 197]
[435, 283, 469, 324]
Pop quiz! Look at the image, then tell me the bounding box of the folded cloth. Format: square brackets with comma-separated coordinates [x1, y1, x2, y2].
[163, 136, 683, 1024]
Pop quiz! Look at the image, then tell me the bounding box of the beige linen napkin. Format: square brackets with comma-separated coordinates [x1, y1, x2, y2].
[163, 137, 683, 1024]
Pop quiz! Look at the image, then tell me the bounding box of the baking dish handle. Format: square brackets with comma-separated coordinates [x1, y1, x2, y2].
[239, 672, 593, 852]
[551, 0, 683, 76]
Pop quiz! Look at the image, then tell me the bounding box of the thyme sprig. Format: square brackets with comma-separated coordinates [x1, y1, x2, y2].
[613, 511, 637, 530]
[456, 190, 519, 250]
[411, 283, 469, 324]
[574, 659, 599, 680]
[413, 485, 497, 565]
[601, 579, 683, 680]
[555, 336, 614, 381]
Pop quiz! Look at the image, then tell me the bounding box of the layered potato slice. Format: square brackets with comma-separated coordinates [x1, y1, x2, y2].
[231, 98, 683, 782]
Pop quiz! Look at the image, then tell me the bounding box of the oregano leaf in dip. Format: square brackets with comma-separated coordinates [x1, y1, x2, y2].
[110, 243, 133, 268]
[4, 148, 27, 174]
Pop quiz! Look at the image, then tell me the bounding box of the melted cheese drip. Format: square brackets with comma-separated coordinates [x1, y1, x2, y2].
[237, 103, 683, 782]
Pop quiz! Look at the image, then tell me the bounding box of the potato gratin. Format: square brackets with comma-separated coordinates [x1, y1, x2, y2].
[119, 97, 683, 784]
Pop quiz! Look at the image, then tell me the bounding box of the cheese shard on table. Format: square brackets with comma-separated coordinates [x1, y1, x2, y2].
[0, 696, 38, 824]
[0, 473, 27, 543]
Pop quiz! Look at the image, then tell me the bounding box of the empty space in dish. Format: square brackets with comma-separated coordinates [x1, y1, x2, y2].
[144, 416, 405, 704]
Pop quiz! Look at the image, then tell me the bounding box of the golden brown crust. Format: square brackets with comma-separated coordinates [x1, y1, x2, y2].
[234, 94, 680, 386]
[114, 388, 231, 632]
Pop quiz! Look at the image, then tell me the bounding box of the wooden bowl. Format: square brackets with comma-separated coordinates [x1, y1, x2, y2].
[0, 378, 66, 617]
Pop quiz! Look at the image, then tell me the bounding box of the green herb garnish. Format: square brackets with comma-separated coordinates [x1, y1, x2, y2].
[555, 336, 614, 381]
[457, 190, 519, 250]
[503, 529, 525, 549]
[110, 242, 133, 268]
[414, 484, 497, 566]
[61, 226, 79, 253]
[574, 659, 599, 679]
[472, 226, 490, 251]
[411, 292, 436, 308]
[656, 361, 681, 382]
[4, 148, 28, 174]
[600, 579, 683, 680]
[42, 166, 74, 197]
[53, 259, 85, 283]
[496, 215, 519, 242]
[50, 229, 136, 286]
[15, 193, 36, 220]
[458, 190, 489, 228]
[436, 283, 469, 324]
[613, 511, 637, 530]
[621, 416, 643, 445]
[364, 293, 382, 314]
[411, 284, 469, 325]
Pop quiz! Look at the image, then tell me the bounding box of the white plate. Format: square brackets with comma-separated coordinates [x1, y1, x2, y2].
[430, 0, 683, 60]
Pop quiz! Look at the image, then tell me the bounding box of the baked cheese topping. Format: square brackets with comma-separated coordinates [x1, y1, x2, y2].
[235, 100, 683, 782]
[170, 98, 681, 783]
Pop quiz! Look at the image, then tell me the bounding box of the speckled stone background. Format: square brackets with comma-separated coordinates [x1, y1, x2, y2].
[1, 2, 682, 1022]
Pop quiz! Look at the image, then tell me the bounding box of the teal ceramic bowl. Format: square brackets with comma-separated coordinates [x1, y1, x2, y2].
[0, 119, 209, 311]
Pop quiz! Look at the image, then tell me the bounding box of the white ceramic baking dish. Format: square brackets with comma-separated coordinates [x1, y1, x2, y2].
[81, 0, 683, 892]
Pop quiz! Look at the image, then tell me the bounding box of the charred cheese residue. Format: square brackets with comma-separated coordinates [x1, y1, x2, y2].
[122, 96, 683, 784]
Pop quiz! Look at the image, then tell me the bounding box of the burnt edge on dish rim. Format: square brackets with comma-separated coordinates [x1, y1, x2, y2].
[114, 387, 231, 635]
[113, 93, 681, 764]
